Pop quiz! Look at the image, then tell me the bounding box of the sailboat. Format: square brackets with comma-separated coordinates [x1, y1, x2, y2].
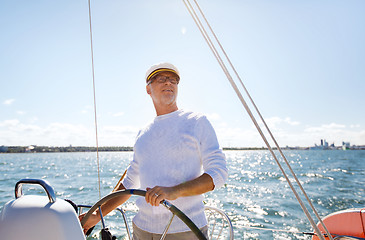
[1, 1, 364, 239]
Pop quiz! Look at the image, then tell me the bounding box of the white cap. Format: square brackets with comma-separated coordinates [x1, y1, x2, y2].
[145, 62, 180, 83]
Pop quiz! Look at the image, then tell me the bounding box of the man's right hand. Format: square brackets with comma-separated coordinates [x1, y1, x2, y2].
[79, 211, 100, 235]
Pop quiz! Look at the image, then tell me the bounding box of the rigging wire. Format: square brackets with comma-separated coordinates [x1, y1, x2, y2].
[182, 1, 332, 240]
[87, 0, 102, 200]
[188, 1, 333, 239]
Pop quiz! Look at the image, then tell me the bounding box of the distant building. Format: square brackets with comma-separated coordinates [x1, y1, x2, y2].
[310, 139, 326, 150]
[0, 146, 8, 153]
[352, 145, 365, 150]
[309, 139, 335, 150]
[25, 145, 35, 153]
[342, 142, 350, 150]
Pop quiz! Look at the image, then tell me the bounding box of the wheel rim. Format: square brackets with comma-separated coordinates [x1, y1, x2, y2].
[81, 189, 207, 240]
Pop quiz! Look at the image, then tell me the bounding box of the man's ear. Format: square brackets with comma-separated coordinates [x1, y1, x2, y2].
[146, 84, 151, 95]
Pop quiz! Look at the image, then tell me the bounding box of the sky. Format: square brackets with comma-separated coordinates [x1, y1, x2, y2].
[0, 0, 364, 148]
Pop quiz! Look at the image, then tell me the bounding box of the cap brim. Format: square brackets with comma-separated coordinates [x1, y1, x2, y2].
[146, 68, 179, 83]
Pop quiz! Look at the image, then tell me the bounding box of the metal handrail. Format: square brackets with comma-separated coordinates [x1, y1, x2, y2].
[205, 206, 234, 240]
[15, 178, 57, 203]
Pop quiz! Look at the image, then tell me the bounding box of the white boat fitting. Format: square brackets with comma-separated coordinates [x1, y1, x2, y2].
[0, 179, 86, 240]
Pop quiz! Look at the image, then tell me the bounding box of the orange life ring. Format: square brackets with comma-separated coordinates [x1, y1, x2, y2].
[312, 208, 365, 240]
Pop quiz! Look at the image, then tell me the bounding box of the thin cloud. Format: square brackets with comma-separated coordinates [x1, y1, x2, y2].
[259, 116, 301, 132]
[0, 120, 92, 146]
[3, 99, 15, 105]
[16, 111, 26, 115]
[323, 123, 346, 129]
[0, 119, 140, 147]
[284, 117, 300, 126]
[303, 123, 363, 145]
[112, 112, 125, 117]
[305, 123, 346, 133]
[206, 112, 221, 121]
[213, 116, 364, 147]
[0, 117, 363, 148]
[81, 105, 93, 114]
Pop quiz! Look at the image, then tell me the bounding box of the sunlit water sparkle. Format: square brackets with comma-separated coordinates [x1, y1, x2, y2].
[1, 150, 364, 239]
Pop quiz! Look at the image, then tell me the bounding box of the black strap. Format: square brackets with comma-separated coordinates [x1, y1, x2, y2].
[100, 228, 116, 240]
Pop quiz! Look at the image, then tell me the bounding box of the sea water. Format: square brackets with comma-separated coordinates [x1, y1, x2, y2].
[1, 150, 364, 239]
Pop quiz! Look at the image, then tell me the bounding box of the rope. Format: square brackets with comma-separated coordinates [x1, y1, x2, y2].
[182, 1, 332, 240]
[87, 0, 101, 200]
[112, 168, 128, 192]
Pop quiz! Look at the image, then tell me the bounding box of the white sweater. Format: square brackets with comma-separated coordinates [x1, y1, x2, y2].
[122, 109, 228, 234]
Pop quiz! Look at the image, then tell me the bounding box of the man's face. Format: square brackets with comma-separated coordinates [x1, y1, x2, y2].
[146, 71, 179, 107]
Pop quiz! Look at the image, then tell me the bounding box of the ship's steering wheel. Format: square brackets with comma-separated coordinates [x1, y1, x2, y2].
[80, 189, 207, 240]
